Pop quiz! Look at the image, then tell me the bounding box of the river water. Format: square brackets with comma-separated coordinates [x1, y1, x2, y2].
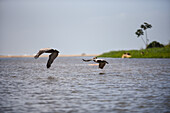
[0, 57, 170, 113]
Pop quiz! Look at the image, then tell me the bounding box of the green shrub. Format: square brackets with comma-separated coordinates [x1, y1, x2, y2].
[147, 41, 164, 49]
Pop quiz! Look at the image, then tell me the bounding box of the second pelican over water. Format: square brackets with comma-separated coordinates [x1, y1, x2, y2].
[34, 48, 59, 68]
[82, 57, 109, 69]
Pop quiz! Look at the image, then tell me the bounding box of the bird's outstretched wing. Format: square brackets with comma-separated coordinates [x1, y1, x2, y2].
[99, 62, 106, 69]
[47, 52, 59, 68]
[82, 59, 92, 62]
[34, 48, 52, 59]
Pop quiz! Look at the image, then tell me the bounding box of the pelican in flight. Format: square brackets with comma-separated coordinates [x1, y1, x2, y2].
[82, 57, 109, 69]
[34, 48, 59, 68]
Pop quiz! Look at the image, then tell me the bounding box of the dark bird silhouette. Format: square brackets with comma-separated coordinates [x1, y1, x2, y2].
[34, 48, 59, 68]
[82, 57, 109, 69]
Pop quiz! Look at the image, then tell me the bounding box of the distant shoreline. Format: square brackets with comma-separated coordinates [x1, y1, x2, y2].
[98, 47, 170, 58]
[0, 54, 99, 58]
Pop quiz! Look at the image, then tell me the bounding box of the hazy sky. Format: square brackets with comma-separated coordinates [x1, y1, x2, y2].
[0, 0, 170, 55]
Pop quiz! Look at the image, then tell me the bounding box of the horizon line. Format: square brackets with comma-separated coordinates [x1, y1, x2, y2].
[0, 54, 99, 58]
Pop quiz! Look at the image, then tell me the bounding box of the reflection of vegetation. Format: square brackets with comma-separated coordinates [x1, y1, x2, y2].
[135, 22, 152, 48]
[98, 43, 170, 58]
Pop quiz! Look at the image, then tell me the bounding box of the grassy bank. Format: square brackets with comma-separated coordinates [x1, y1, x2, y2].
[98, 47, 170, 58]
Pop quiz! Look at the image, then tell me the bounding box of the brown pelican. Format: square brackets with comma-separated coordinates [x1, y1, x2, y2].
[34, 48, 59, 68]
[82, 57, 109, 69]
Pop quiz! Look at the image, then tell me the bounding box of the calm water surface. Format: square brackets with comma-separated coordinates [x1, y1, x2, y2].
[0, 57, 170, 113]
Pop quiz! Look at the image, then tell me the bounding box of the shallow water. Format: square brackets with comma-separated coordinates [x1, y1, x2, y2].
[0, 57, 170, 113]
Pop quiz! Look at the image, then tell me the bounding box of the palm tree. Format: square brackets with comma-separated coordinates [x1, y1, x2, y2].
[135, 22, 152, 48]
[140, 22, 152, 46]
[135, 29, 146, 46]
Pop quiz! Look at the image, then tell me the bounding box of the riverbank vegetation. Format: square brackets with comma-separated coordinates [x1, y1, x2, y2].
[98, 42, 170, 58]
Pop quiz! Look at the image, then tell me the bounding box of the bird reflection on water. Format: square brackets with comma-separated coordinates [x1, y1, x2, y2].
[99, 72, 106, 75]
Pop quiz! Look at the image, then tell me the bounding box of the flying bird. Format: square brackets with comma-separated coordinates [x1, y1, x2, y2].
[82, 57, 109, 69]
[34, 48, 59, 68]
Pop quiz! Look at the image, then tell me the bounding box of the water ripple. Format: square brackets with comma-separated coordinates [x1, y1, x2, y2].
[0, 57, 170, 113]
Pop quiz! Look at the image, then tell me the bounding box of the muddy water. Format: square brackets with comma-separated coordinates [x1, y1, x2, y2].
[0, 57, 170, 113]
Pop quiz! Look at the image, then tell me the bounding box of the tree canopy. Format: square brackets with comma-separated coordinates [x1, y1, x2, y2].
[147, 41, 164, 49]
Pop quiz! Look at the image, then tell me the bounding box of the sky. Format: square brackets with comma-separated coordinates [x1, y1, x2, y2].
[0, 0, 170, 55]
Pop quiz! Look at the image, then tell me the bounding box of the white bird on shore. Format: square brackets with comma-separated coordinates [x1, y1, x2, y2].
[34, 48, 59, 68]
[82, 57, 109, 69]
